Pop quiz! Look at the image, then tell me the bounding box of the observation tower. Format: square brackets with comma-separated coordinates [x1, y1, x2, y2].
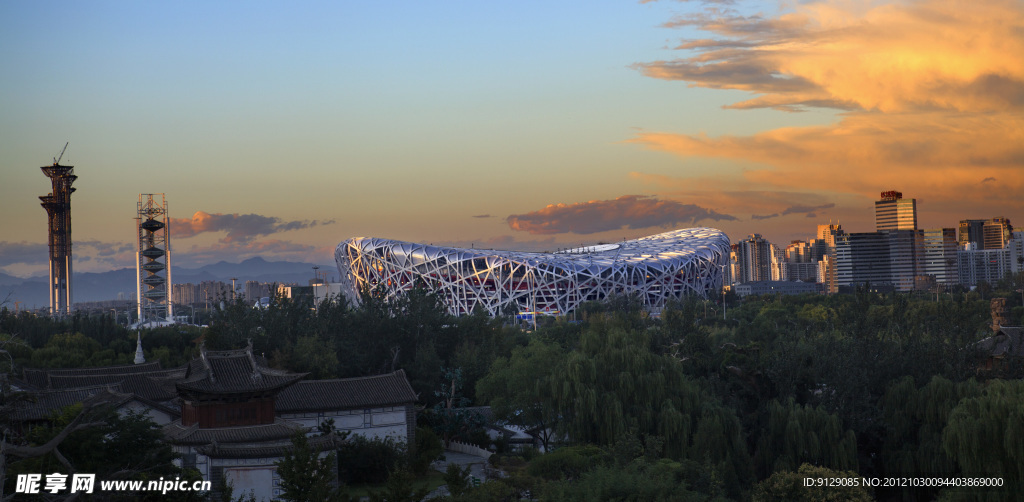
[39, 144, 76, 316]
[136, 194, 173, 325]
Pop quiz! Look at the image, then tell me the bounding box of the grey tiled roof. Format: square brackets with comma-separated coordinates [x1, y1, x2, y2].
[163, 418, 306, 445]
[275, 370, 417, 413]
[6, 385, 180, 422]
[978, 327, 1024, 358]
[177, 346, 305, 396]
[23, 361, 165, 388]
[46, 369, 185, 402]
[6, 384, 124, 421]
[194, 434, 346, 459]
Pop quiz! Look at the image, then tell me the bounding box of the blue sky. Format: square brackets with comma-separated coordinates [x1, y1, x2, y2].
[2, 0, 1020, 276]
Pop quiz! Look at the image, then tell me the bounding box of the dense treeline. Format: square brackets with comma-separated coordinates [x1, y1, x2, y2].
[2, 284, 1023, 500]
[0, 310, 201, 370]
[469, 289, 1023, 501]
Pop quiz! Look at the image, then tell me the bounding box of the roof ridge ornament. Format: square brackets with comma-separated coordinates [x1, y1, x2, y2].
[199, 341, 214, 383]
[246, 339, 262, 382]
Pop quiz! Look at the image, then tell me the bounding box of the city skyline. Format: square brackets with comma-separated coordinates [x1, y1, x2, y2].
[2, 0, 1022, 278]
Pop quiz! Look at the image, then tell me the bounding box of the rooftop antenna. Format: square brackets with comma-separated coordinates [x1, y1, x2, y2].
[54, 142, 68, 165]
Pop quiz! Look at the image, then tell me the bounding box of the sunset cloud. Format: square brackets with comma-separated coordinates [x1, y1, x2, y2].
[177, 239, 325, 267]
[638, 0, 1024, 113]
[169, 211, 333, 243]
[0, 240, 136, 277]
[0, 242, 49, 267]
[630, 112, 1024, 201]
[506, 195, 736, 235]
[630, 0, 1024, 220]
[752, 202, 834, 221]
[0, 232, 332, 277]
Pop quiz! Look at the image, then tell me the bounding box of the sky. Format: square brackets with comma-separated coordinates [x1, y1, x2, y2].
[1, 0, 1022, 278]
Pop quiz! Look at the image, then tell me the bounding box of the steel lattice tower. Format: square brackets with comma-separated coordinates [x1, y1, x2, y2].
[39, 158, 77, 316]
[136, 194, 173, 325]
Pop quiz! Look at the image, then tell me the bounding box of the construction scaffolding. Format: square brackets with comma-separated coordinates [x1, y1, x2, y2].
[136, 194, 173, 325]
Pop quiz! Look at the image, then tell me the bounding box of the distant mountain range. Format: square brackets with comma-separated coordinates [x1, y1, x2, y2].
[0, 257, 337, 310]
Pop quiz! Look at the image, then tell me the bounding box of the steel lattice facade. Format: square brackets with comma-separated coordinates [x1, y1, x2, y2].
[336, 228, 731, 316]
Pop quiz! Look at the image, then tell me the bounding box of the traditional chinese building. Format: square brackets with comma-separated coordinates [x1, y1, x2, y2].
[276, 370, 418, 444]
[14, 341, 420, 500]
[162, 342, 341, 500]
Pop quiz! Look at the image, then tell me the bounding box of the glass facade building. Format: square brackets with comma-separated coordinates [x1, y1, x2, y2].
[875, 190, 918, 232]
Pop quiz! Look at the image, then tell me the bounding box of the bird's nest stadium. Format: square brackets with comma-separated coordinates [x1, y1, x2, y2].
[335, 228, 731, 316]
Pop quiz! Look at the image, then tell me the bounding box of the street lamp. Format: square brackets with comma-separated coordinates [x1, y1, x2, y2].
[719, 263, 728, 320]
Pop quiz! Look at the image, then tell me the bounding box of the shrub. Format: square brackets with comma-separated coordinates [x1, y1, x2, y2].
[526, 445, 608, 481]
[411, 426, 443, 474]
[337, 435, 406, 485]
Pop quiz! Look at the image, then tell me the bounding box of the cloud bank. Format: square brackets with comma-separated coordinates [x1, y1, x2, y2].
[169, 211, 333, 243]
[629, 0, 1024, 219]
[506, 195, 736, 235]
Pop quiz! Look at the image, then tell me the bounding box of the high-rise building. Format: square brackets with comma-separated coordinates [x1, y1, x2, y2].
[39, 150, 77, 316]
[958, 231, 1024, 287]
[958, 217, 1013, 250]
[733, 234, 778, 283]
[817, 224, 844, 247]
[816, 224, 844, 293]
[245, 281, 270, 303]
[835, 232, 891, 290]
[834, 229, 924, 293]
[875, 190, 917, 232]
[959, 219, 985, 248]
[199, 280, 233, 307]
[887, 229, 923, 292]
[172, 283, 200, 306]
[785, 240, 811, 262]
[983, 217, 1013, 249]
[784, 240, 819, 282]
[921, 228, 958, 286]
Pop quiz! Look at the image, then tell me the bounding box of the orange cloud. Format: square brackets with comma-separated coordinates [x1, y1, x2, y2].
[630, 112, 1024, 201]
[629, 0, 1024, 223]
[507, 195, 737, 235]
[639, 0, 1024, 113]
[170, 211, 333, 243]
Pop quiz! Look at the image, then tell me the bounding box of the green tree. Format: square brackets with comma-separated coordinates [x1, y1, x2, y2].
[549, 315, 753, 496]
[5, 405, 200, 501]
[754, 399, 858, 478]
[276, 432, 344, 502]
[367, 468, 430, 502]
[539, 458, 710, 502]
[430, 367, 486, 446]
[881, 375, 981, 500]
[752, 463, 872, 502]
[942, 379, 1024, 500]
[477, 337, 564, 450]
[442, 463, 472, 499]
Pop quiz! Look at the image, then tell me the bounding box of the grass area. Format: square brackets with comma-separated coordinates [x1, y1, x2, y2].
[342, 469, 446, 498]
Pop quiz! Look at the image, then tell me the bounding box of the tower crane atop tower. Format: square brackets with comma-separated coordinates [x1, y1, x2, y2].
[53, 142, 69, 165]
